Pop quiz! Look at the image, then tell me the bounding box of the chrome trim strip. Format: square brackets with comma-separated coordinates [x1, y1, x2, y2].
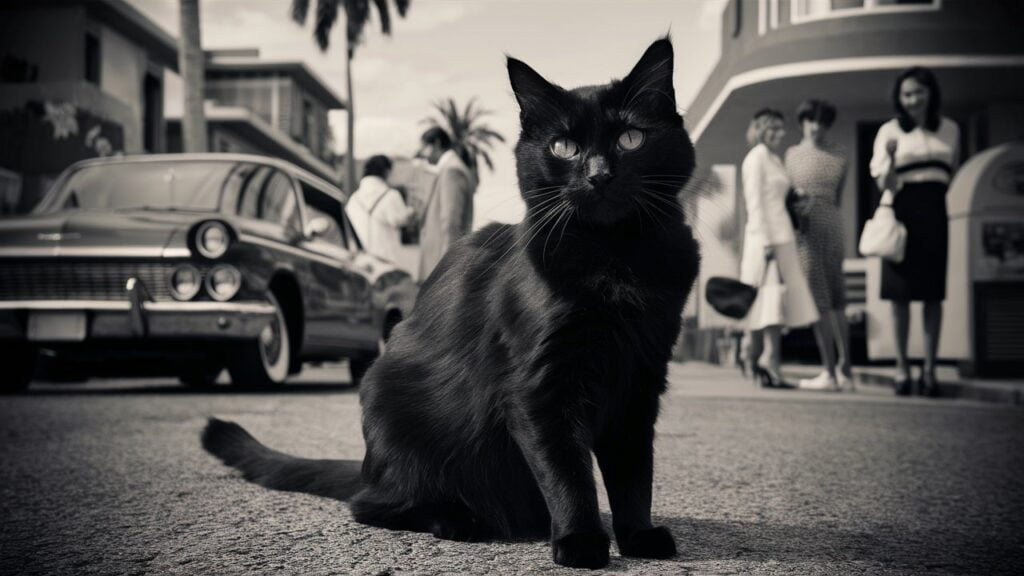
[162, 247, 192, 258]
[238, 233, 349, 270]
[0, 300, 274, 314]
[0, 247, 194, 258]
[0, 247, 59, 257]
[144, 301, 274, 314]
[0, 301, 131, 311]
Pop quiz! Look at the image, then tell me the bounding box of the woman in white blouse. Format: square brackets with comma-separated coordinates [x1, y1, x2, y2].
[869, 67, 960, 397]
[740, 109, 819, 388]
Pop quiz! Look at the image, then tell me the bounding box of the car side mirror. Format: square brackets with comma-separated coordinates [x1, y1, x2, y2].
[307, 217, 331, 239]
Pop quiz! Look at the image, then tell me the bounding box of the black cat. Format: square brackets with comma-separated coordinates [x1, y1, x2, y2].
[202, 36, 700, 570]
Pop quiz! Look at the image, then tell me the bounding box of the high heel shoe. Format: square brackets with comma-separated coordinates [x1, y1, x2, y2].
[919, 373, 941, 398]
[755, 366, 795, 389]
[894, 376, 913, 396]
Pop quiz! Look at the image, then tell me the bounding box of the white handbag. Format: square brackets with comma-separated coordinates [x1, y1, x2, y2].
[859, 190, 907, 263]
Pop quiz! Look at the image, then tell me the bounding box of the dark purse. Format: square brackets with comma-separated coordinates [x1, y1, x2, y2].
[704, 255, 775, 320]
[705, 276, 759, 319]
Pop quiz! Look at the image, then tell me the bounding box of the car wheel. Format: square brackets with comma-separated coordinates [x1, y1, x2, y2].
[227, 292, 291, 389]
[0, 343, 36, 394]
[348, 312, 401, 387]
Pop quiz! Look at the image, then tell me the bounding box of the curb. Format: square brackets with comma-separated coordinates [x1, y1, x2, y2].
[855, 370, 1023, 406]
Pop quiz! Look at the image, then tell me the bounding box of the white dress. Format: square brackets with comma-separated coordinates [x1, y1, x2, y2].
[739, 144, 820, 330]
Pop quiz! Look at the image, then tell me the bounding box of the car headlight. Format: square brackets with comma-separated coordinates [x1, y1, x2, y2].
[195, 221, 230, 259]
[205, 264, 241, 302]
[169, 265, 202, 301]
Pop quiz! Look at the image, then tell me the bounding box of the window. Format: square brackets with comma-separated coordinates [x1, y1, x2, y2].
[302, 98, 314, 147]
[792, 0, 938, 23]
[758, 0, 781, 35]
[261, 171, 300, 230]
[305, 203, 345, 248]
[143, 73, 161, 152]
[300, 180, 350, 250]
[228, 165, 300, 231]
[85, 33, 100, 85]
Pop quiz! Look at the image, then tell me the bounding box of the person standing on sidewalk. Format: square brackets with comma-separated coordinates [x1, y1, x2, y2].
[345, 155, 415, 266]
[785, 99, 854, 392]
[740, 109, 819, 388]
[416, 127, 477, 281]
[869, 67, 960, 397]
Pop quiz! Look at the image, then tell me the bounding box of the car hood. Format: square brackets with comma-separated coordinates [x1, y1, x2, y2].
[0, 210, 209, 257]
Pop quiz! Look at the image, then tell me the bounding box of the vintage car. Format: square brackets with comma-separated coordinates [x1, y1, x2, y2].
[0, 154, 416, 392]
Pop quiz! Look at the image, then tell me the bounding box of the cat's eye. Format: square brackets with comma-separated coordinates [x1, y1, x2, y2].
[618, 129, 645, 151]
[549, 138, 580, 159]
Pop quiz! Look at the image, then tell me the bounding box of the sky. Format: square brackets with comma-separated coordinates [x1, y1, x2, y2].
[133, 0, 728, 227]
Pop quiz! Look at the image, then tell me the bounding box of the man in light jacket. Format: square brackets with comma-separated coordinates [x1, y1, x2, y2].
[416, 127, 477, 281]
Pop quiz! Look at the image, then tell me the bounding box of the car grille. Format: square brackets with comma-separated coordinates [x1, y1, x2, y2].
[0, 260, 206, 302]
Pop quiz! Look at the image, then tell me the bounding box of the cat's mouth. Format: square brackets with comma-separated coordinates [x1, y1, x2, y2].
[566, 183, 634, 224]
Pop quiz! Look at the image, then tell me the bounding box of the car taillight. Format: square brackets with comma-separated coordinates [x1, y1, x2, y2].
[169, 265, 201, 300]
[205, 264, 241, 302]
[195, 221, 230, 259]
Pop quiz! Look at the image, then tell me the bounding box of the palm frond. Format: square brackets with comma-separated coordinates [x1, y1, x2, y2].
[423, 96, 505, 174]
[345, 0, 371, 49]
[372, 0, 392, 35]
[313, 0, 339, 51]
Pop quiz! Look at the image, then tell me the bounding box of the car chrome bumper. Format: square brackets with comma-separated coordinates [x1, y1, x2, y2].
[0, 299, 275, 341]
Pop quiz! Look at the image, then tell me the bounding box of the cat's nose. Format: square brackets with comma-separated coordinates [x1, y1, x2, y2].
[586, 156, 613, 187]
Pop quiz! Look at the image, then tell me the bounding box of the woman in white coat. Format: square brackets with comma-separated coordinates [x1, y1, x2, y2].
[740, 109, 820, 388]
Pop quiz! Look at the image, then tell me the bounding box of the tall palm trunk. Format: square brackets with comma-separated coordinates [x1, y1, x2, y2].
[344, 42, 356, 195]
[179, 0, 207, 152]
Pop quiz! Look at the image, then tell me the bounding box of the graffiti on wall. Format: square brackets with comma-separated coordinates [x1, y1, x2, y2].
[0, 99, 124, 175]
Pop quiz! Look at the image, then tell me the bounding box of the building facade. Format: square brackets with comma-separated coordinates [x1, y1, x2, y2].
[166, 59, 344, 185]
[0, 0, 178, 214]
[685, 0, 1024, 368]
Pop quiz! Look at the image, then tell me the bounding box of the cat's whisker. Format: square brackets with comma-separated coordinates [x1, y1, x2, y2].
[554, 206, 575, 254]
[541, 205, 572, 269]
[480, 204, 565, 277]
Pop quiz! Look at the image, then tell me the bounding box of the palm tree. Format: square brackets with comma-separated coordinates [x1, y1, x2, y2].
[178, 0, 207, 152]
[291, 0, 411, 195]
[422, 97, 506, 179]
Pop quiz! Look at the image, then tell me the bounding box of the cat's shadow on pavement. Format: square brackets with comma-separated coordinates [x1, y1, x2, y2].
[597, 514, 1019, 574]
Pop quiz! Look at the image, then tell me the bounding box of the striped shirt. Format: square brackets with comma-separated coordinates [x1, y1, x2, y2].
[870, 117, 960, 186]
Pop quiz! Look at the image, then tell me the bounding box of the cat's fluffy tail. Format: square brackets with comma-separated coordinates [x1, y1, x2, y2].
[201, 417, 363, 501]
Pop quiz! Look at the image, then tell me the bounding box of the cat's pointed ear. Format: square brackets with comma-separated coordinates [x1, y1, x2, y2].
[621, 37, 677, 111]
[507, 57, 561, 117]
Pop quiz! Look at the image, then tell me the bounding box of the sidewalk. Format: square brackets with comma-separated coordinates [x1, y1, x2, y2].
[781, 363, 1024, 406]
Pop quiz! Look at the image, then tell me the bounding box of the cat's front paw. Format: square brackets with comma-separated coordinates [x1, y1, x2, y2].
[618, 526, 677, 559]
[552, 531, 610, 569]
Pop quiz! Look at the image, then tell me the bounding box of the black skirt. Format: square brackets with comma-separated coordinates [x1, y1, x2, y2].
[880, 181, 949, 302]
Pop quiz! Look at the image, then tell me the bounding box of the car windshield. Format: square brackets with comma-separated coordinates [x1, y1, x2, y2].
[37, 160, 260, 214]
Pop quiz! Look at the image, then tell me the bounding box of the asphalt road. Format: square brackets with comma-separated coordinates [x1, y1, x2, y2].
[1, 363, 1022, 576]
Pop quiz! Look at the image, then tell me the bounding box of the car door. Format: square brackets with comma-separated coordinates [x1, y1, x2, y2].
[297, 181, 376, 352]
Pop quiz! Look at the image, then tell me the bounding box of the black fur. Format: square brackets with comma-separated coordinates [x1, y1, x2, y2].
[202, 36, 700, 569]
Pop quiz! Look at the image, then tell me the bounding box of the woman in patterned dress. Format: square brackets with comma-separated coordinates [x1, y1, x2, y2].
[870, 67, 960, 397]
[785, 100, 853, 392]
